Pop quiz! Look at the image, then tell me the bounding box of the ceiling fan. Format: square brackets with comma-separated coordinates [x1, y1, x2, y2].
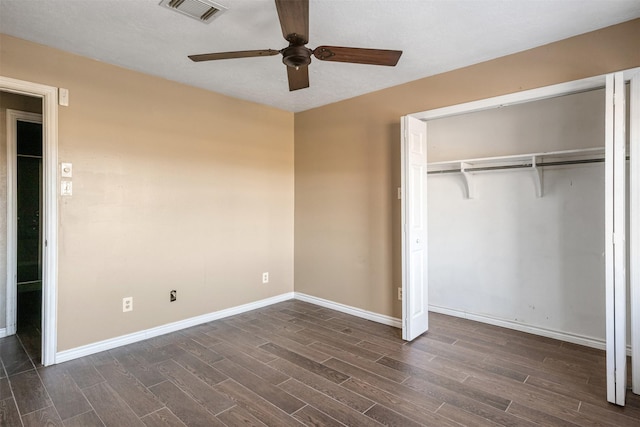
[188, 0, 403, 91]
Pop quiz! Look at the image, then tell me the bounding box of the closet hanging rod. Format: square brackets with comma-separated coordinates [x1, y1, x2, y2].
[427, 156, 630, 175]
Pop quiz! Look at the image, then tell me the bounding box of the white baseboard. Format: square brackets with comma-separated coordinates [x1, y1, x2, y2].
[56, 292, 294, 364]
[294, 292, 402, 328]
[54, 293, 623, 365]
[0, 328, 7, 338]
[429, 304, 618, 352]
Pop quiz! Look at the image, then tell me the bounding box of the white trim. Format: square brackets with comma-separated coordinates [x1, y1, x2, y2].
[624, 67, 640, 81]
[0, 328, 7, 338]
[41, 81, 59, 367]
[294, 292, 402, 328]
[612, 72, 627, 405]
[605, 74, 616, 403]
[53, 288, 628, 366]
[6, 110, 43, 338]
[410, 70, 640, 122]
[630, 70, 640, 395]
[411, 75, 607, 121]
[400, 118, 408, 333]
[56, 292, 294, 363]
[428, 304, 632, 354]
[1, 76, 58, 366]
[604, 72, 627, 406]
[5, 111, 17, 337]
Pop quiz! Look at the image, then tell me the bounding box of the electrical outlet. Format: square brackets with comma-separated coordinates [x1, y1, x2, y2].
[123, 297, 133, 312]
[170, 290, 177, 302]
[262, 272, 269, 284]
[397, 287, 402, 301]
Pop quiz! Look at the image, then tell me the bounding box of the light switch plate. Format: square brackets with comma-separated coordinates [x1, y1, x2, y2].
[61, 181, 72, 196]
[61, 162, 72, 178]
[58, 88, 69, 106]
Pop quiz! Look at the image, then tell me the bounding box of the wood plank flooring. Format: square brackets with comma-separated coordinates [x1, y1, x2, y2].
[1, 299, 640, 426]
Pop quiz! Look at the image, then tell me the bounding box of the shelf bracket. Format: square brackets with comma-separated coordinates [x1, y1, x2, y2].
[532, 155, 543, 198]
[460, 161, 474, 199]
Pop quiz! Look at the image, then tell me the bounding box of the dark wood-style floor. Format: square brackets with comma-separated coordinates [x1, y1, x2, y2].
[1, 299, 640, 426]
[15, 289, 42, 367]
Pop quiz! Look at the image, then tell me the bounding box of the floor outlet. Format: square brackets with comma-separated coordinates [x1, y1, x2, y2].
[262, 272, 269, 284]
[123, 297, 133, 312]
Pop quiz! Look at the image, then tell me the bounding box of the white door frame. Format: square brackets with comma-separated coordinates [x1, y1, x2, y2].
[2, 76, 58, 366]
[406, 67, 640, 404]
[6, 109, 43, 336]
[630, 71, 640, 395]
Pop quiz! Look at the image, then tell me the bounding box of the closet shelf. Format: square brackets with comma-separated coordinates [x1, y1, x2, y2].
[427, 147, 605, 199]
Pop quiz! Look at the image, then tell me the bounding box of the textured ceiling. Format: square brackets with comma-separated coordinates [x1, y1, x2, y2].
[1, 0, 639, 112]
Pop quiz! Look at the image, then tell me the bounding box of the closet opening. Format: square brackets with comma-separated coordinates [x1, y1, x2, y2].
[402, 68, 639, 405]
[424, 87, 611, 349]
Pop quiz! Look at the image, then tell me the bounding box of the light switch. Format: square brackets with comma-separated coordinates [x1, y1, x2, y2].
[61, 162, 72, 178]
[58, 88, 69, 106]
[61, 181, 72, 196]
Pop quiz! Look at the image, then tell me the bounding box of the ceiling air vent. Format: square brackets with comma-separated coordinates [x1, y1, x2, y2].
[160, 0, 227, 24]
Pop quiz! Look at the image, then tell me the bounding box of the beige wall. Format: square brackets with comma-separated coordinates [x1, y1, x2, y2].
[0, 35, 294, 350]
[0, 92, 42, 329]
[294, 19, 640, 319]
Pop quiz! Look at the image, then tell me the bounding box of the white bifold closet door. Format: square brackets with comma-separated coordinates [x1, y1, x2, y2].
[400, 115, 429, 341]
[630, 71, 640, 396]
[605, 71, 628, 406]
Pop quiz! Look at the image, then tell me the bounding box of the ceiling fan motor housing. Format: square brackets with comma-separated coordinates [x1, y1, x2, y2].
[281, 44, 312, 68]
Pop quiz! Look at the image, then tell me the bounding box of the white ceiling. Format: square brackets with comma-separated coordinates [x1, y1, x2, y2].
[1, 0, 639, 112]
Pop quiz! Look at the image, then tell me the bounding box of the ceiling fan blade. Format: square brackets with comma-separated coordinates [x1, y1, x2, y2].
[286, 65, 309, 91]
[189, 49, 280, 62]
[275, 0, 309, 44]
[313, 46, 402, 66]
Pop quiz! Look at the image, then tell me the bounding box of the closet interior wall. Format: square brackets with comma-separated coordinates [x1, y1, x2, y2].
[426, 88, 630, 346]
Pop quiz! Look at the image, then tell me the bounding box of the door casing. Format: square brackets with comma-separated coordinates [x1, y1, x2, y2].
[2, 76, 58, 366]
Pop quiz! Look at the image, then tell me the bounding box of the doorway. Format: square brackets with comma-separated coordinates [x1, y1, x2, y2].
[1, 76, 59, 367]
[15, 112, 43, 362]
[5, 105, 43, 364]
